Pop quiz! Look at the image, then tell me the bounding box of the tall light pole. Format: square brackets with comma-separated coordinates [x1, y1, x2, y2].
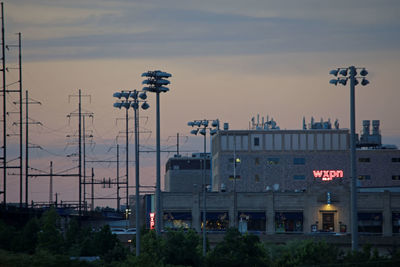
[142, 70, 172, 235]
[113, 89, 149, 256]
[329, 66, 369, 251]
[188, 119, 219, 256]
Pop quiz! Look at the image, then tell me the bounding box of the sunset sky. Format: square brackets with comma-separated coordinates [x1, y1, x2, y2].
[3, 0, 400, 207]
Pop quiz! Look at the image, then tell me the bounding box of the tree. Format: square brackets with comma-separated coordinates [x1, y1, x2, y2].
[206, 228, 269, 267]
[37, 208, 64, 254]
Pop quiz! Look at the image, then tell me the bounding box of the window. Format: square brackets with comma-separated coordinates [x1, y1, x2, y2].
[229, 175, 241, 180]
[238, 212, 266, 232]
[358, 212, 382, 234]
[293, 158, 306, 165]
[255, 174, 260, 182]
[201, 211, 229, 231]
[393, 212, 400, 234]
[392, 158, 400, 163]
[163, 212, 192, 229]
[358, 158, 370, 163]
[358, 175, 371, 180]
[293, 175, 305, 180]
[267, 158, 279, 165]
[254, 137, 260, 146]
[275, 212, 303, 233]
[255, 157, 260, 165]
[393, 175, 400, 180]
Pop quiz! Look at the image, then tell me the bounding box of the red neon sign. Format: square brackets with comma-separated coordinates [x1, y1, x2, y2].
[150, 212, 155, 229]
[313, 170, 343, 181]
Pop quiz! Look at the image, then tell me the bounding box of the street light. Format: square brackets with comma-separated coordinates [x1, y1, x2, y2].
[142, 70, 172, 235]
[329, 66, 369, 251]
[113, 89, 149, 256]
[188, 119, 219, 256]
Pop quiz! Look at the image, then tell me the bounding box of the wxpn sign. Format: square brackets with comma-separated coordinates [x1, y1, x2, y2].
[313, 170, 343, 181]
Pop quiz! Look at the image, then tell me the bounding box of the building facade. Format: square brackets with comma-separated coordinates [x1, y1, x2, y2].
[156, 119, 400, 240]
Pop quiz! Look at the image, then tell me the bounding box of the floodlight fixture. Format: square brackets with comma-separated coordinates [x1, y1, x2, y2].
[361, 78, 369, 86]
[338, 79, 347, 86]
[131, 102, 139, 110]
[113, 92, 122, 99]
[212, 119, 219, 128]
[141, 102, 150, 110]
[190, 129, 199, 135]
[329, 79, 338, 86]
[139, 92, 147, 100]
[339, 69, 348, 76]
[121, 101, 131, 109]
[113, 102, 123, 109]
[202, 120, 209, 127]
[188, 121, 195, 127]
[210, 129, 218, 135]
[329, 69, 339, 76]
[360, 69, 368, 76]
[349, 68, 357, 77]
[199, 128, 206, 135]
[194, 120, 202, 127]
[121, 91, 130, 99]
[130, 91, 138, 99]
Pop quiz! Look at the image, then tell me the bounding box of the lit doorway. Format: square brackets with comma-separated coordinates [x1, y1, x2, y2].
[322, 213, 334, 232]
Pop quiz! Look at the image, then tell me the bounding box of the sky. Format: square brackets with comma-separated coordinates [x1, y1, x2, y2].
[2, 0, 400, 207]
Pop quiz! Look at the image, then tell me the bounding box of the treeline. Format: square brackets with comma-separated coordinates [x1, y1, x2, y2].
[1, 208, 400, 266]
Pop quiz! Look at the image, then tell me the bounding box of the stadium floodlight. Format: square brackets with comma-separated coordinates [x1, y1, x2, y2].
[329, 79, 338, 86]
[361, 78, 369, 86]
[187, 118, 220, 256]
[339, 69, 348, 76]
[113, 89, 150, 257]
[360, 69, 368, 76]
[142, 70, 172, 236]
[329, 69, 339, 76]
[328, 65, 370, 251]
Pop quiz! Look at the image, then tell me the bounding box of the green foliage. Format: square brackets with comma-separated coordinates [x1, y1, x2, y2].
[37, 208, 64, 254]
[206, 228, 269, 267]
[163, 228, 202, 267]
[0, 220, 17, 251]
[267, 239, 339, 267]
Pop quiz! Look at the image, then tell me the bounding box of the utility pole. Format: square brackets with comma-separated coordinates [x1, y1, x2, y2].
[2, 2, 6, 205]
[24, 90, 41, 206]
[91, 168, 94, 211]
[49, 161, 53, 204]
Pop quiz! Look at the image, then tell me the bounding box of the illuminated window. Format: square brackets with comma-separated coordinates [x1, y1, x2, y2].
[255, 174, 260, 182]
[229, 175, 241, 180]
[201, 211, 229, 231]
[275, 212, 303, 233]
[393, 175, 400, 180]
[255, 157, 260, 165]
[293, 158, 306, 165]
[293, 175, 305, 180]
[358, 175, 371, 180]
[392, 158, 400, 163]
[358, 158, 370, 163]
[267, 158, 279, 165]
[254, 137, 260, 146]
[163, 212, 192, 229]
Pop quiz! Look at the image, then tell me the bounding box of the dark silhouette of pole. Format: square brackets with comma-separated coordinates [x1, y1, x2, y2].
[117, 144, 120, 211]
[78, 89, 82, 216]
[49, 161, 53, 204]
[25, 90, 28, 206]
[202, 126, 207, 256]
[2, 2, 7, 205]
[83, 115, 86, 211]
[125, 109, 129, 212]
[349, 66, 358, 250]
[18, 32, 23, 208]
[155, 91, 161, 234]
[91, 168, 94, 211]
